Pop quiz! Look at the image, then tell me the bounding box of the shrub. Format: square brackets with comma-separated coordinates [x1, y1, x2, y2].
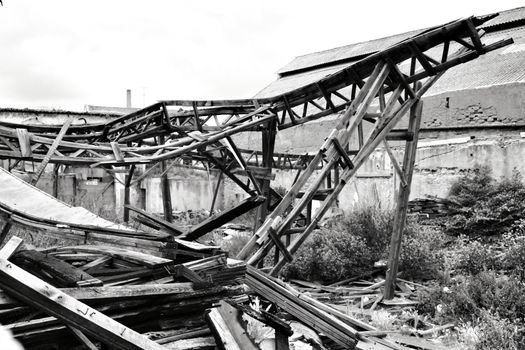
[475, 309, 525, 350]
[417, 272, 525, 324]
[445, 167, 525, 237]
[455, 240, 502, 275]
[504, 236, 525, 281]
[282, 207, 446, 283]
[399, 223, 445, 280]
[281, 226, 373, 283]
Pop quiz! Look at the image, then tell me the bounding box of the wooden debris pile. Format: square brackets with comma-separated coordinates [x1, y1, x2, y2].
[247, 267, 456, 350]
[408, 197, 452, 218]
[0, 236, 262, 350]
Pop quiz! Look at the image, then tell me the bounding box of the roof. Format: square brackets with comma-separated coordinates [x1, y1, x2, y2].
[275, 28, 422, 76]
[480, 6, 525, 30]
[255, 6, 525, 100]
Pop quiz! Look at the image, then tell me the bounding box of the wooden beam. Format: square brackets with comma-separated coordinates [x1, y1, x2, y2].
[110, 142, 124, 162]
[31, 117, 73, 186]
[0, 214, 13, 246]
[159, 137, 173, 223]
[181, 195, 265, 241]
[68, 326, 99, 350]
[206, 307, 242, 350]
[123, 164, 136, 223]
[13, 250, 103, 287]
[0, 256, 166, 350]
[384, 98, 424, 300]
[382, 140, 407, 187]
[0, 236, 23, 259]
[125, 205, 186, 236]
[16, 128, 31, 158]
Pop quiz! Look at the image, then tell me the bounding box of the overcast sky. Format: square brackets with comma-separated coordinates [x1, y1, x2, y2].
[0, 1, 522, 111]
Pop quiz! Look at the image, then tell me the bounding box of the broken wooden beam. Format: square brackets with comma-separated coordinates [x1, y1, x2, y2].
[0, 240, 165, 350]
[179, 195, 265, 241]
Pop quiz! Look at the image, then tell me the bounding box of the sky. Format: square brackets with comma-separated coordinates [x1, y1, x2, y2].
[0, 1, 523, 111]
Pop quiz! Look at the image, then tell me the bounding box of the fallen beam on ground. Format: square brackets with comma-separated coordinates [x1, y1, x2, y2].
[245, 266, 358, 349]
[0, 239, 165, 350]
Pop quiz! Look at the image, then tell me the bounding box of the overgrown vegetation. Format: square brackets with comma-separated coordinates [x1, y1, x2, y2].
[279, 166, 525, 348]
[445, 166, 525, 237]
[414, 167, 525, 349]
[281, 208, 445, 283]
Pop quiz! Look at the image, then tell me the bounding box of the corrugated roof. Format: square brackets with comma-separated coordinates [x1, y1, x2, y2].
[272, 6, 524, 79]
[255, 7, 525, 100]
[276, 29, 422, 76]
[480, 6, 525, 29]
[427, 27, 525, 96]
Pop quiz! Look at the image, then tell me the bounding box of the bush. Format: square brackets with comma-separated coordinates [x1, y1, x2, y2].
[282, 207, 446, 283]
[504, 236, 525, 281]
[455, 240, 502, 275]
[475, 309, 525, 350]
[445, 167, 525, 237]
[417, 271, 525, 324]
[399, 223, 445, 280]
[281, 226, 373, 283]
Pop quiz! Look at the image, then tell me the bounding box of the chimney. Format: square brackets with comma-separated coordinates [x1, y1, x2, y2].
[126, 89, 132, 108]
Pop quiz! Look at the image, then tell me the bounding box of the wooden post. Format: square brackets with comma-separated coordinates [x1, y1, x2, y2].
[157, 135, 173, 223]
[160, 160, 173, 223]
[209, 170, 223, 216]
[123, 165, 136, 223]
[53, 164, 59, 198]
[255, 120, 276, 231]
[384, 98, 423, 300]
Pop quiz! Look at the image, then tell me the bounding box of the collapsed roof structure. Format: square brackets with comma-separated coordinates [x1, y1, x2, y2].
[0, 13, 515, 350]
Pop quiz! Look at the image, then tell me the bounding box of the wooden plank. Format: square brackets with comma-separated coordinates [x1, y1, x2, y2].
[382, 140, 407, 187]
[80, 256, 112, 271]
[53, 245, 172, 268]
[125, 205, 186, 236]
[13, 250, 103, 287]
[0, 257, 166, 350]
[110, 142, 124, 162]
[31, 117, 73, 186]
[215, 301, 259, 350]
[0, 236, 23, 259]
[205, 307, 242, 350]
[16, 128, 31, 157]
[68, 326, 99, 350]
[181, 195, 265, 241]
[246, 267, 358, 348]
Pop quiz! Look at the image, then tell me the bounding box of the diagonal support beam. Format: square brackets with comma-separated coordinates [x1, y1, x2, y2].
[384, 94, 424, 299]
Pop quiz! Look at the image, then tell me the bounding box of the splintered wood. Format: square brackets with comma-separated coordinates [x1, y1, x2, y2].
[0, 237, 252, 350]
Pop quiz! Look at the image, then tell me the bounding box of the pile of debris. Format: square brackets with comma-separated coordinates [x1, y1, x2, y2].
[249, 268, 454, 350]
[408, 197, 452, 218]
[0, 236, 254, 349]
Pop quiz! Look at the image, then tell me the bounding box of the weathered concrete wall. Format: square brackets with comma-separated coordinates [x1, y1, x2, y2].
[411, 136, 525, 199]
[113, 167, 223, 216]
[0, 108, 116, 125]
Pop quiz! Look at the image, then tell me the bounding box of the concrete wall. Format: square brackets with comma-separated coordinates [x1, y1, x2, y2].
[113, 167, 223, 216]
[0, 108, 116, 125]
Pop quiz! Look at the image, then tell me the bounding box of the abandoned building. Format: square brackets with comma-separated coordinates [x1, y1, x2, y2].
[0, 6, 522, 350]
[2, 7, 523, 219]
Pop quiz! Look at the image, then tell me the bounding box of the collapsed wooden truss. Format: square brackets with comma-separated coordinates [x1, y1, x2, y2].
[0, 16, 512, 298]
